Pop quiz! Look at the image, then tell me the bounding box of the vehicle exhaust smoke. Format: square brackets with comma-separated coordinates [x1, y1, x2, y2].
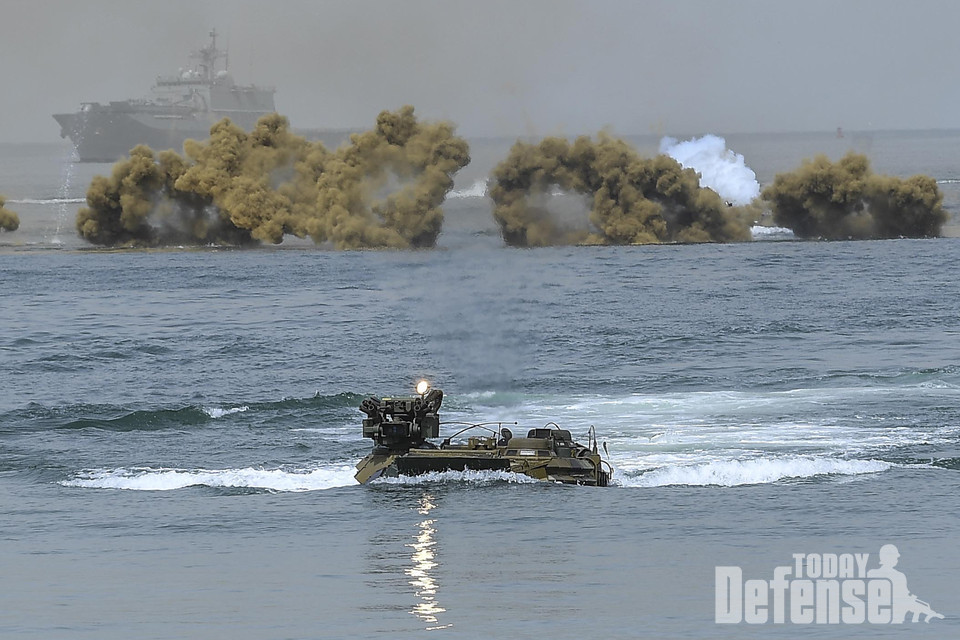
[76, 107, 470, 248]
[489, 135, 754, 247]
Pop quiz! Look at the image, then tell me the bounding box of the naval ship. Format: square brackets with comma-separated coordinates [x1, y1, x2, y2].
[54, 30, 352, 162]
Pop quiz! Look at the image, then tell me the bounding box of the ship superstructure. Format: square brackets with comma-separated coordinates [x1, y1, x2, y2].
[54, 30, 342, 162]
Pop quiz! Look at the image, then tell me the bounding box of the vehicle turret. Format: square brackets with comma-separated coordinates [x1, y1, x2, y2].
[360, 386, 443, 452]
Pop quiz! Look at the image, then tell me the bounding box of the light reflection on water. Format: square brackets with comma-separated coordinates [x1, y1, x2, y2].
[407, 493, 451, 630]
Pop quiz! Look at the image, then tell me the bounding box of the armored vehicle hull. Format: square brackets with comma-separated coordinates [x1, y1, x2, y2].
[354, 386, 612, 486]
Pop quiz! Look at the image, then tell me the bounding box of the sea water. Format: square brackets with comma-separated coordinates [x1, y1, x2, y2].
[1, 133, 959, 638]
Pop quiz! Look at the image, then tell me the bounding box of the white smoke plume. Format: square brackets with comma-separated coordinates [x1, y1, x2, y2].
[659, 134, 760, 206]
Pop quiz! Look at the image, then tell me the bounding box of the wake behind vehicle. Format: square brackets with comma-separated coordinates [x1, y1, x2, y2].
[354, 382, 612, 486]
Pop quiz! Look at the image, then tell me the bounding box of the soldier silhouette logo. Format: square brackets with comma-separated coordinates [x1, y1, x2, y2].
[867, 544, 944, 623]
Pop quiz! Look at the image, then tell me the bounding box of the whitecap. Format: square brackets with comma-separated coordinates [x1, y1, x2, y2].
[371, 468, 540, 485]
[447, 178, 488, 199]
[203, 405, 249, 418]
[751, 225, 794, 238]
[618, 456, 891, 488]
[61, 464, 357, 492]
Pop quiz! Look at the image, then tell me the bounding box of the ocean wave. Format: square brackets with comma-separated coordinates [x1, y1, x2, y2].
[522, 381, 960, 424]
[432, 381, 960, 474]
[618, 456, 891, 487]
[60, 465, 541, 491]
[60, 407, 212, 431]
[23, 392, 365, 432]
[931, 457, 960, 470]
[202, 405, 249, 419]
[61, 458, 893, 491]
[60, 464, 358, 492]
[750, 225, 794, 238]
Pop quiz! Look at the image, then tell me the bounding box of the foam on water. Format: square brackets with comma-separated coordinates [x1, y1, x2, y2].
[618, 456, 893, 487]
[461, 390, 497, 399]
[61, 464, 357, 491]
[442, 383, 958, 488]
[751, 225, 794, 239]
[448, 178, 488, 199]
[371, 468, 540, 485]
[516, 385, 960, 445]
[48, 379, 960, 492]
[49, 376, 960, 492]
[60, 465, 542, 491]
[202, 405, 249, 419]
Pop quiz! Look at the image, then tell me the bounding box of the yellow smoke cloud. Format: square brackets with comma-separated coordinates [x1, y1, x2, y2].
[0, 194, 19, 232]
[761, 152, 946, 239]
[314, 106, 471, 249]
[489, 135, 753, 247]
[76, 107, 470, 248]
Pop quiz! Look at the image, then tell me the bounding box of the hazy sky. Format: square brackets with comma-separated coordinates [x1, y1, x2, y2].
[3, 0, 959, 143]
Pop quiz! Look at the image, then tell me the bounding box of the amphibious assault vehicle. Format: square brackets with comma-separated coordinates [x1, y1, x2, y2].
[354, 382, 612, 486]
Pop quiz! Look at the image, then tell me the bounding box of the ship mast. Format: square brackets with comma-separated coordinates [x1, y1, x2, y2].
[192, 29, 228, 83]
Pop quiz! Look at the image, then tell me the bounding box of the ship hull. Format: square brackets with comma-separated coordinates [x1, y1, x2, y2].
[53, 31, 360, 163]
[54, 109, 356, 163]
